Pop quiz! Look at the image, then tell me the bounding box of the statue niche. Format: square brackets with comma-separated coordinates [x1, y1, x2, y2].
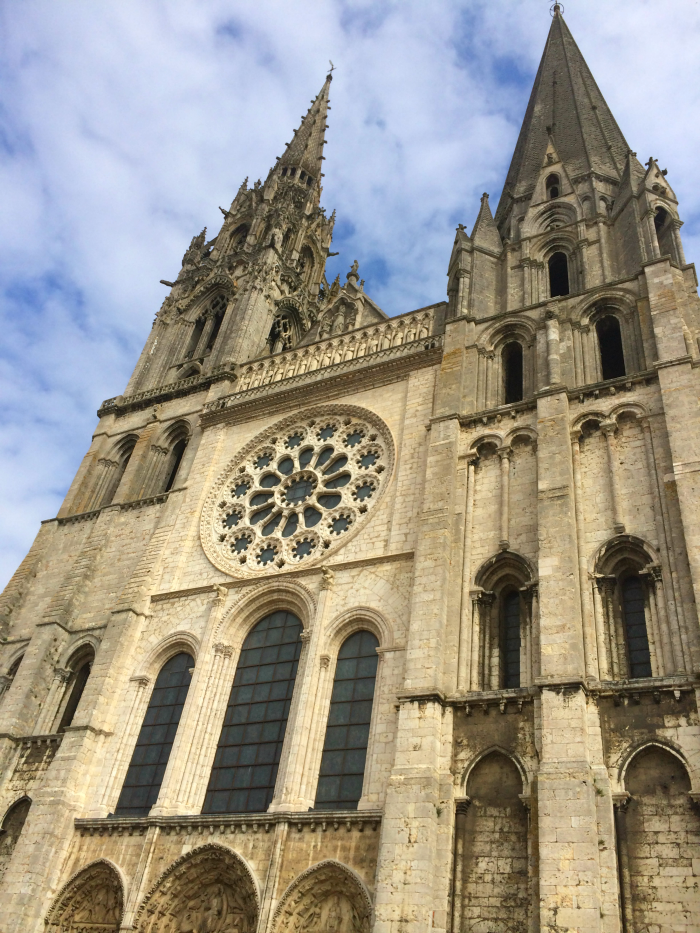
[134, 844, 257, 933]
[273, 861, 371, 933]
[45, 860, 123, 932]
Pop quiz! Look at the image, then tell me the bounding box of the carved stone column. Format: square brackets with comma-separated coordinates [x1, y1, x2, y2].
[498, 447, 511, 550]
[571, 429, 595, 678]
[601, 421, 625, 534]
[612, 793, 634, 933]
[477, 591, 496, 690]
[94, 674, 150, 816]
[33, 668, 71, 736]
[457, 455, 478, 693]
[595, 575, 619, 680]
[451, 797, 472, 933]
[545, 311, 562, 385]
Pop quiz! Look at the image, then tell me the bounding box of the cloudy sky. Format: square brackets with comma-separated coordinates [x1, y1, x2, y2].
[1, 0, 700, 588]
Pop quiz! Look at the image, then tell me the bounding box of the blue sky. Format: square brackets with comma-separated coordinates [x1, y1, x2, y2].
[2, 0, 700, 588]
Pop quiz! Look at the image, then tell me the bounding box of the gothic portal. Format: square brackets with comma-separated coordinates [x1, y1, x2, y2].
[1, 7, 699, 933]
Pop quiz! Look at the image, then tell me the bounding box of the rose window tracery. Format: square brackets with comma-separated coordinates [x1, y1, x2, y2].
[201, 406, 393, 577]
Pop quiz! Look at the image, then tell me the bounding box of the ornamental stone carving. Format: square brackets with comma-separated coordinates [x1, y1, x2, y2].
[201, 406, 394, 578]
[45, 860, 123, 932]
[134, 845, 258, 933]
[272, 860, 372, 933]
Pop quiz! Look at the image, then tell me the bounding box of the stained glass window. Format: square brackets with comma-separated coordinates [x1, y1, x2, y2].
[114, 652, 193, 817]
[315, 630, 379, 811]
[502, 592, 520, 689]
[622, 576, 652, 678]
[202, 611, 302, 814]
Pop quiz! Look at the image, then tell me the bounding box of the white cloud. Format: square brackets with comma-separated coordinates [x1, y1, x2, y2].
[1, 0, 700, 586]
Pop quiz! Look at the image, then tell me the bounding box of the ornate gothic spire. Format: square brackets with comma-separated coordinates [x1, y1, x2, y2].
[495, 9, 629, 225]
[278, 72, 332, 184]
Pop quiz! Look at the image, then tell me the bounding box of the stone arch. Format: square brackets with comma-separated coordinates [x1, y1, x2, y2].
[135, 630, 200, 683]
[460, 746, 530, 795]
[215, 578, 316, 650]
[452, 750, 529, 933]
[472, 551, 537, 690]
[180, 276, 235, 321]
[323, 606, 393, 657]
[46, 859, 125, 932]
[133, 844, 258, 933]
[56, 633, 100, 672]
[0, 796, 31, 881]
[617, 744, 700, 933]
[272, 859, 372, 933]
[618, 739, 691, 791]
[592, 533, 657, 577]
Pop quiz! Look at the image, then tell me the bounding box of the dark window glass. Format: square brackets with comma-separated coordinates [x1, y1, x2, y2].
[502, 592, 520, 689]
[115, 652, 193, 817]
[596, 315, 626, 380]
[164, 438, 188, 492]
[185, 317, 205, 360]
[315, 630, 379, 811]
[202, 611, 302, 814]
[548, 252, 569, 297]
[205, 312, 225, 352]
[57, 660, 93, 732]
[622, 577, 652, 678]
[503, 341, 524, 404]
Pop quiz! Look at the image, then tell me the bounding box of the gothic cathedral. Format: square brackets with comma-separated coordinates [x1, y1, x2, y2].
[1, 8, 699, 933]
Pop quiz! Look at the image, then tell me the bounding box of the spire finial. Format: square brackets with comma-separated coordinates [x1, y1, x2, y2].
[550, 2, 563, 15]
[328, 60, 335, 76]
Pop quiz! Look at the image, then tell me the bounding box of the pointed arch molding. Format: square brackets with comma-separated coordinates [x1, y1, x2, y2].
[179, 275, 236, 320]
[271, 859, 373, 933]
[215, 577, 317, 646]
[45, 858, 126, 932]
[133, 843, 259, 933]
[200, 404, 395, 579]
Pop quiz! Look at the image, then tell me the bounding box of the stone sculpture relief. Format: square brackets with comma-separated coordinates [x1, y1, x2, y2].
[45, 860, 123, 932]
[273, 861, 371, 933]
[134, 845, 258, 933]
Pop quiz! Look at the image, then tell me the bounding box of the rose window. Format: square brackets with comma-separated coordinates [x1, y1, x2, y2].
[201, 406, 393, 577]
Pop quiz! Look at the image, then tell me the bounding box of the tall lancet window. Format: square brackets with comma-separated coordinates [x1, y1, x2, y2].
[596, 315, 626, 380]
[115, 652, 193, 817]
[621, 576, 652, 679]
[503, 342, 524, 404]
[203, 611, 302, 814]
[548, 252, 570, 297]
[501, 592, 521, 689]
[315, 630, 379, 811]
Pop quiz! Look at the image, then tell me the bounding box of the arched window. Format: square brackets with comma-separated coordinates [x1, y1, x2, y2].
[654, 206, 676, 259]
[546, 173, 560, 200]
[184, 317, 206, 360]
[202, 611, 302, 814]
[501, 591, 521, 689]
[654, 206, 669, 236]
[55, 648, 95, 733]
[596, 314, 626, 380]
[163, 438, 188, 492]
[233, 223, 249, 251]
[299, 245, 315, 287]
[205, 295, 227, 352]
[1, 655, 23, 701]
[502, 341, 524, 404]
[115, 652, 194, 817]
[315, 630, 379, 811]
[548, 252, 569, 297]
[0, 798, 31, 881]
[621, 576, 652, 678]
[98, 436, 137, 509]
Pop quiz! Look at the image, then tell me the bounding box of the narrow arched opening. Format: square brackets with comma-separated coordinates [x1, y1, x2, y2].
[0, 798, 31, 881]
[546, 173, 560, 200]
[548, 252, 570, 297]
[56, 647, 95, 733]
[502, 341, 524, 404]
[184, 317, 206, 361]
[501, 590, 521, 689]
[596, 314, 626, 380]
[620, 575, 652, 679]
[164, 438, 188, 492]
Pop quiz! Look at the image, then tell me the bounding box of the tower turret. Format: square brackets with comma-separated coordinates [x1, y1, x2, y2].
[124, 73, 336, 396]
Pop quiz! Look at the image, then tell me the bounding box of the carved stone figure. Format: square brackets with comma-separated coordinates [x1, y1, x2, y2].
[45, 860, 123, 932]
[273, 861, 371, 933]
[134, 845, 257, 933]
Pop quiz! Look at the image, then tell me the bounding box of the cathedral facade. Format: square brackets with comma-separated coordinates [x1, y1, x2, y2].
[1, 8, 699, 932]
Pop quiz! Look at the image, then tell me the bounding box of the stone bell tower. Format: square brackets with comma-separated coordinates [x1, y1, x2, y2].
[125, 73, 336, 398]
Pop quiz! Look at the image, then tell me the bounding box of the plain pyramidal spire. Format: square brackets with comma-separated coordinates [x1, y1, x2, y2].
[278, 71, 332, 183]
[495, 7, 629, 224]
